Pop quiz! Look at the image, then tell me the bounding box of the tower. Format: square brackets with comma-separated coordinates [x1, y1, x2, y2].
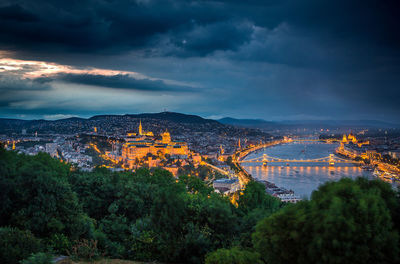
[161, 130, 171, 144]
[238, 138, 241, 149]
[138, 120, 143, 135]
[329, 154, 335, 166]
[262, 154, 268, 166]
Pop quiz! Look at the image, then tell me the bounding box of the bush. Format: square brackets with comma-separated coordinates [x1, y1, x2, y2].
[0, 227, 43, 264]
[67, 239, 101, 260]
[205, 247, 262, 264]
[20, 252, 53, 264]
[46, 233, 72, 254]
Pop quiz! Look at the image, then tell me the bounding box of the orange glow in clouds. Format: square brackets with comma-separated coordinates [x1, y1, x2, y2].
[0, 56, 143, 79]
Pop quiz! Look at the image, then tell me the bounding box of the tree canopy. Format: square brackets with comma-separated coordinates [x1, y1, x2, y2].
[1, 148, 399, 264]
[253, 177, 400, 264]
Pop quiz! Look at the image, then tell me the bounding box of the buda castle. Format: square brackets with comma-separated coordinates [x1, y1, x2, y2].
[122, 120, 188, 169]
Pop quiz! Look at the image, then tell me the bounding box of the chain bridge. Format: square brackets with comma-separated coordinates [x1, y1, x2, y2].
[239, 153, 360, 166]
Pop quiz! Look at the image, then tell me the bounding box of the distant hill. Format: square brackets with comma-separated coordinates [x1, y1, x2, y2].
[0, 112, 218, 126]
[0, 112, 272, 153]
[91, 112, 219, 124]
[1, 112, 398, 135]
[218, 117, 400, 129]
[0, 112, 226, 135]
[280, 119, 399, 128]
[218, 117, 278, 129]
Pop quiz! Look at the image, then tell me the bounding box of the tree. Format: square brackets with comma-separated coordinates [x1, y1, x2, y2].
[236, 181, 281, 247]
[252, 202, 309, 264]
[205, 247, 261, 264]
[21, 252, 53, 264]
[0, 227, 44, 264]
[238, 181, 280, 214]
[179, 174, 213, 195]
[253, 178, 399, 264]
[0, 150, 93, 239]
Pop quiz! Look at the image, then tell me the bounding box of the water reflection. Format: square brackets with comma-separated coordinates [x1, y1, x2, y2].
[243, 142, 373, 198]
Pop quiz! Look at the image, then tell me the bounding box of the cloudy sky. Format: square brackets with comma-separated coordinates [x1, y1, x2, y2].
[0, 0, 399, 121]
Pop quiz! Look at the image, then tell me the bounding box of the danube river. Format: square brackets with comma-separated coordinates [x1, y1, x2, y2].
[242, 142, 374, 198]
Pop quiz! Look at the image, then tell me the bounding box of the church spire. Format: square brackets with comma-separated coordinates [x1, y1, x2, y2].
[139, 119, 143, 135]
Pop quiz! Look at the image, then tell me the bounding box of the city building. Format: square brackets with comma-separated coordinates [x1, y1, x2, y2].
[276, 193, 302, 203]
[342, 133, 369, 147]
[45, 143, 59, 158]
[389, 150, 400, 159]
[121, 122, 189, 169]
[213, 178, 240, 194]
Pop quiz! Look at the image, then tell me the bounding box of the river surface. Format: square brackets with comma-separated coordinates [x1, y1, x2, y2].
[243, 142, 374, 198]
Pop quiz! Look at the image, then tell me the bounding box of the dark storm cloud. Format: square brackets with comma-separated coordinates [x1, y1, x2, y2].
[0, 0, 399, 121]
[46, 73, 194, 92]
[0, 4, 38, 22]
[158, 19, 254, 57]
[0, 0, 232, 54]
[0, 73, 51, 107]
[0, 74, 50, 92]
[0, 0, 397, 56]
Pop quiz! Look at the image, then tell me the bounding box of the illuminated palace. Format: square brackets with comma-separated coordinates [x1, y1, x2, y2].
[122, 121, 189, 169]
[337, 133, 370, 159]
[341, 133, 369, 147]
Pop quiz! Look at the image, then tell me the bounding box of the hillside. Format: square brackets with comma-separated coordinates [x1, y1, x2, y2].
[0, 112, 223, 135]
[218, 117, 400, 130]
[0, 112, 271, 155]
[91, 112, 219, 124]
[218, 117, 278, 129]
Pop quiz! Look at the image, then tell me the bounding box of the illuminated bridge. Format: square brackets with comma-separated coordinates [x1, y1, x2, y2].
[287, 139, 341, 144]
[239, 154, 360, 166]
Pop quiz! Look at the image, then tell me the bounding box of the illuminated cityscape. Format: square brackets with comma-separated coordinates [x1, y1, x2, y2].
[2, 117, 399, 194]
[0, 0, 400, 263]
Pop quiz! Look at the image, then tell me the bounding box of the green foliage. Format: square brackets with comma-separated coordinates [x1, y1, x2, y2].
[20, 252, 53, 264]
[68, 239, 101, 261]
[237, 181, 281, 248]
[69, 157, 240, 263]
[185, 193, 238, 248]
[253, 178, 400, 264]
[252, 202, 309, 264]
[0, 227, 44, 264]
[46, 233, 72, 254]
[0, 150, 93, 239]
[129, 218, 158, 261]
[179, 174, 213, 195]
[98, 213, 131, 258]
[238, 181, 280, 214]
[205, 247, 262, 264]
[2, 149, 399, 264]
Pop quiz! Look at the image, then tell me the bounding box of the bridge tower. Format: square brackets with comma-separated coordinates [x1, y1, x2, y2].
[262, 154, 268, 166]
[329, 154, 335, 166]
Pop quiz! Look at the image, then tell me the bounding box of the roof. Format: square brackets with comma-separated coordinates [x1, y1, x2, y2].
[214, 178, 238, 184]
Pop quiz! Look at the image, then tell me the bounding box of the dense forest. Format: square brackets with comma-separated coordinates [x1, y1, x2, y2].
[0, 149, 399, 264]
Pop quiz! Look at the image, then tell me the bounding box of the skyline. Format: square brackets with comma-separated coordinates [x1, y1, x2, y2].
[1, 0, 400, 122]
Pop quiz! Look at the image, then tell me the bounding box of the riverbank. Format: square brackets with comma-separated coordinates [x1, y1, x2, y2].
[241, 141, 373, 197]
